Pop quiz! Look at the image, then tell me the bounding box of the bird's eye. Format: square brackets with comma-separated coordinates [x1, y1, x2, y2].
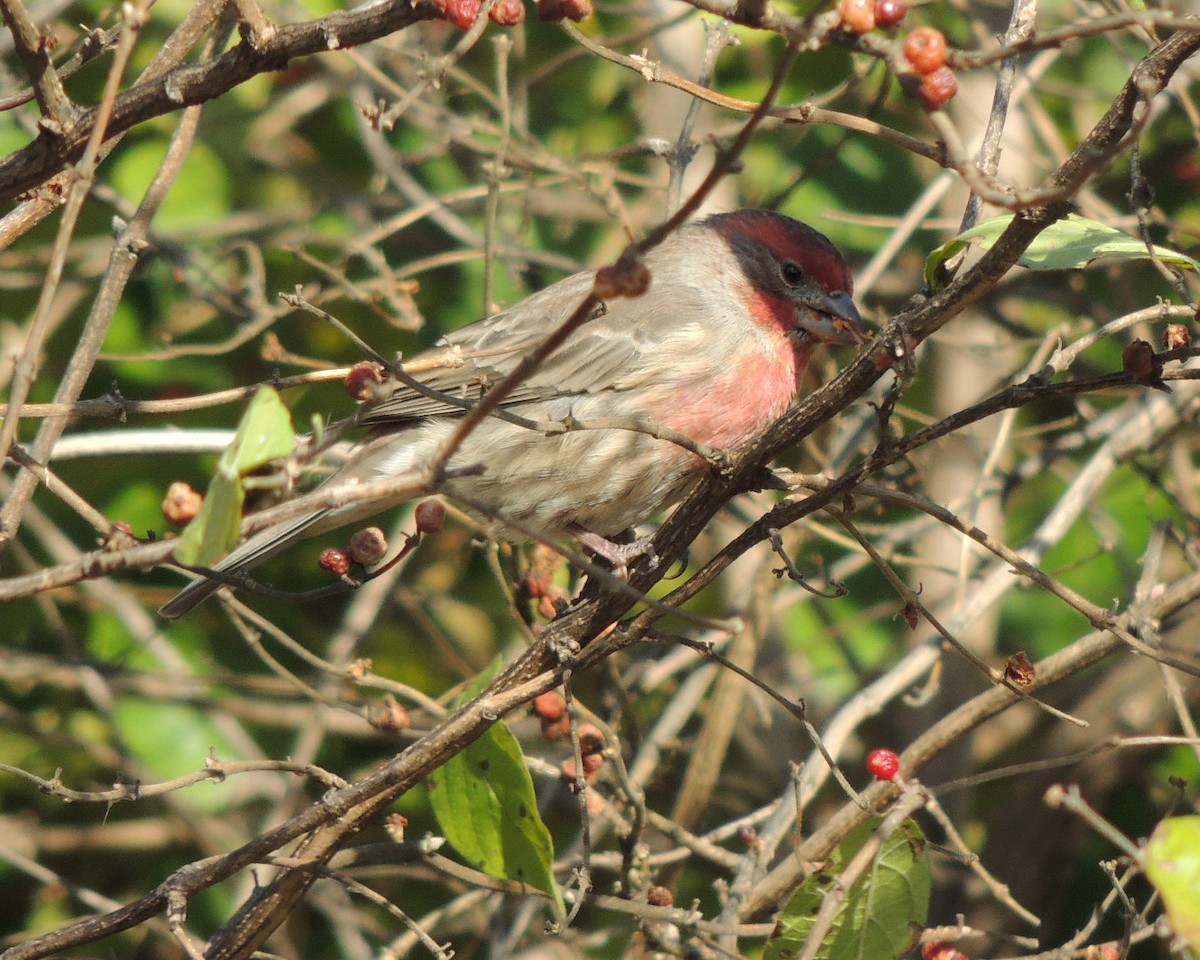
[781, 261, 805, 286]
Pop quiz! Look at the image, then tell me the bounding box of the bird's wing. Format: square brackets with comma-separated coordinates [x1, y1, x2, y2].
[361, 269, 687, 426]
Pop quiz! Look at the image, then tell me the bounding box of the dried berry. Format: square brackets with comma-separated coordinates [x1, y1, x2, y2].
[344, 361, 385, 402]
[837, 0, 875, 34]
[319, 547, 351, 577]
[1163, 323, 1190, 351]
[1122, 338, 1169, 391]
[866, 748, 901, 782]
[348, 526, 388, 566]
[414, 498, 446, 534]
[1004, 651, 1036, 687]
[162, 481, 203, 525]
[489, 0, 526, 24]
[873, 0, 907, 28]
[594, 255, 651, 299]
[647, 886, 673, 907]
[384, 812, 409, 842]
[737, 825, 762, 848]
[577, 723, 605, 755]
[903, 27, 947, 74]
[541, 715, 571, 740]
[536, 0, 592, 21]
[917, 65, 958, 109]
[372, 694, 410, 731]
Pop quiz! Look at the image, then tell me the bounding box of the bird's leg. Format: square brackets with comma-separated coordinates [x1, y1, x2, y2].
[568, 524, 659, 579]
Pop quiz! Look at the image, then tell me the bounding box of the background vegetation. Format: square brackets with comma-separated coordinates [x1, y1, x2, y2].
[0, 0, 1198, 957]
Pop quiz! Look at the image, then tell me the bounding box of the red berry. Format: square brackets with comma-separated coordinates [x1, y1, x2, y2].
[838, 0, 875, 34]
[917, 65, 958, 109]
[414, 499, 445, 534]
[866, 748, 901, 781]
[533, 691, 567, 721]
[489, 0, 525, 24]
[319, 547, 351, 576]
[903, 27, 947, 74]
[873, 0, 907, 27]
[922, 943, 969, 960]
[435, 0, 481, 29]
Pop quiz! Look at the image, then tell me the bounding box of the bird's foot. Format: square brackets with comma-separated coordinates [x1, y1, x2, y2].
[569, 525, 659, 579]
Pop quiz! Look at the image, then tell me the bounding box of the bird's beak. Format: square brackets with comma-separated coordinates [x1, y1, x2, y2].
[797, 290, 866, 346]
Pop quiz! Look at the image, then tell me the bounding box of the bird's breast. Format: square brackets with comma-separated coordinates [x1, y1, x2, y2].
[654, 340, 804, 450]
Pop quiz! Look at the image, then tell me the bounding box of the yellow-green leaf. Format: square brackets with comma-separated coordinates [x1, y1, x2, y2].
[221, 387, 295, 475]
[925, 214, 1200, 288]
[174, 387, 294, 566]
[1144, 816, 1200, 951]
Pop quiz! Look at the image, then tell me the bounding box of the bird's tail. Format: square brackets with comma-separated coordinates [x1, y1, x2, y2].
[158, 510, 328, 619]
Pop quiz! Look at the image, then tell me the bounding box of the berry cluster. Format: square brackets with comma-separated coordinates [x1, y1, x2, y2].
[533, 692, 608, 782]
[903, 28, 958, 109]
[318, 525, 391, 577]
[433, 0, 592, 30]
[837, 0, 907, 34]
[836, 0, 958, 110]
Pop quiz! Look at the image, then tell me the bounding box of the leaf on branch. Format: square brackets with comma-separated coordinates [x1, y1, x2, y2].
[925, 214, 1200, 288]
[1144, 815, 1200, 952]
[426, 671, 564, 916]
[766, 817, 931, 960]
[174, 387, 295, 566]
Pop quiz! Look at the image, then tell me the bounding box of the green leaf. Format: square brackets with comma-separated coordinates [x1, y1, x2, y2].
[173, 470, 246, 567]
[110, 139, 232, 231]
[113, 699, 241, 813]
[174, 388, 294, 566]
[1144, 816, 1200, 952]
[766, 818, 930, 960]
[426, 675, 563, 915]
[221, 387, 295, 475]
[925, 214, 1200, 288]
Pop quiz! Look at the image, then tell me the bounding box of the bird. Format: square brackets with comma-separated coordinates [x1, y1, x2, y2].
[159, 209, 864, 618]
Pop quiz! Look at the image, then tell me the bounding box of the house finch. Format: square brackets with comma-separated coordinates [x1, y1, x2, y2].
[159, 209, 864, 618]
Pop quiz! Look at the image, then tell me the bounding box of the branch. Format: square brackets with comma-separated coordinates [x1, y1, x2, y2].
[0, 0, 443, 201]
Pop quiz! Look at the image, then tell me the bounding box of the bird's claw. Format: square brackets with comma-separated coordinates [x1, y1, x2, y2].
[570, 526, 659, 579]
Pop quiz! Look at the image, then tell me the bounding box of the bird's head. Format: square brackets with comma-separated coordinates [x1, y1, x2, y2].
[706, 209, 866, 348]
